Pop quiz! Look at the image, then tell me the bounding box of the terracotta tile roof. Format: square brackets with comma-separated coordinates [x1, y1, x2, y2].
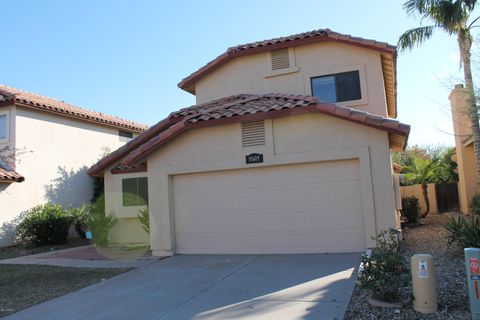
[0, 85, 148, 133]
[88, 93, 410, 176]
[0, 166, 24, 182]
[177, 28, 397, 96]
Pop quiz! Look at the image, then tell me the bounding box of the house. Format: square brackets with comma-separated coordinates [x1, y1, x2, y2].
[88, 29, 410, 256]
[450, 84, 477, 214]
[0, 85, 147, 246]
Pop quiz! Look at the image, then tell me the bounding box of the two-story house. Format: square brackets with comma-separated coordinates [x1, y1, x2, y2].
[88, 29, 410, 256]
[0, 85, 147, 246]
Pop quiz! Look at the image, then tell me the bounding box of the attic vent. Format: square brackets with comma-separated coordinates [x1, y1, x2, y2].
[241, 121, 266, 147]
[270, 48, 290, 70]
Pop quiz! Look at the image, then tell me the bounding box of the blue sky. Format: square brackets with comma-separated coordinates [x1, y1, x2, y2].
[1, 0, 474, 146]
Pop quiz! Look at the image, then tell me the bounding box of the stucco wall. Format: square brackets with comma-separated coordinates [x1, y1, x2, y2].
[127, 113, 398, 256]
[450, 86, 477, 213]
[400, 183, 438, 215]
[0, 105, 137, 246]
[195, 41, 388, 117]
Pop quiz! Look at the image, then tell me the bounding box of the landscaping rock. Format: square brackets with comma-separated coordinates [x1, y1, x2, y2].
[345, 213, 470, 319]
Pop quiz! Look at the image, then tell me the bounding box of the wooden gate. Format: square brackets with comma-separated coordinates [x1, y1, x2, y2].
[435, 183, 460, 213]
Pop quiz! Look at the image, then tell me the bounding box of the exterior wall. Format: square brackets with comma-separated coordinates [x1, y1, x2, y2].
[103, 170, 149, 244]
[400, 183, 438, 214]
[450, 85, 478, 214]
[0, 106, 137, 246]
[195, 41, 388, 117]
[138, 113, 397, 256]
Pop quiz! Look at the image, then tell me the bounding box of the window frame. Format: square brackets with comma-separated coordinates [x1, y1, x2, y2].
[0, 110, 10, 143]
[121, 177, 149, 207]
[305, 65, 368, 108]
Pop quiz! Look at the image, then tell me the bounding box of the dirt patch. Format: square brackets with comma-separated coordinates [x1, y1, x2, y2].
[345, 213, 470, 319]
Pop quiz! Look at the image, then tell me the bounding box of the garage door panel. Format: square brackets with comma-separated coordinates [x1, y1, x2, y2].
[173, 160, 365, 254]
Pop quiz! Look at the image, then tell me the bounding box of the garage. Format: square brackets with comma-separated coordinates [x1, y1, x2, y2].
[173, 159, 365, 254]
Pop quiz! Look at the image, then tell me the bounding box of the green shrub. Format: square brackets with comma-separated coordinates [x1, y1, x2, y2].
[401, 196, 420, 224]
[67, 204, 90, 239]
[471, 194, 480, 216]
[446, 215, 480, 248]
[359, 229, 407, 302]
[138, 208, 150, 234]
[17, 203, 72, 247]
[87, 196, 117, 248]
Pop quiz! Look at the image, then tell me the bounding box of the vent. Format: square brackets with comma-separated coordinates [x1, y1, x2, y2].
[270, 48, 290, 70]
[242, 121, 266, 147]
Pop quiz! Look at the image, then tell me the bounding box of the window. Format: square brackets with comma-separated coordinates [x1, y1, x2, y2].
[122, 177, 148, 206]
[0, 115, 7, 140]
[311, 70, 361, 103]
[119, 130, 133, 139]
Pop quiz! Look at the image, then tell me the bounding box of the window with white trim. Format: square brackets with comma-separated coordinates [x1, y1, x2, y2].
[311, 70, 361, 103]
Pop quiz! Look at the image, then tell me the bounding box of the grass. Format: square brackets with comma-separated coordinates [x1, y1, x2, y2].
[0, 238, 90, 260]
[0, 264, 129, 317]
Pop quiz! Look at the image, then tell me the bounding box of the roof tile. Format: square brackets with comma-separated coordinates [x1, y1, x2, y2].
[0, 85, 148, 132]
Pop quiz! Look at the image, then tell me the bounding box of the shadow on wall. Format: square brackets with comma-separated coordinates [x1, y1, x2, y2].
[0, 209, 27, 246]
[44, 166, 93, 208]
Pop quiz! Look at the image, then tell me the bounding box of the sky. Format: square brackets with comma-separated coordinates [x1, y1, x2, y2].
[0, 0, 476, 147]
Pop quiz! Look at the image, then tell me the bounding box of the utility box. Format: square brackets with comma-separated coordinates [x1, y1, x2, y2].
[411, 254, 437, 314]
[465, 248, 480, 320]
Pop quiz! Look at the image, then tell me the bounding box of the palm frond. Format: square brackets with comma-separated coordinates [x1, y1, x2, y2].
[398, 26, 436, 51]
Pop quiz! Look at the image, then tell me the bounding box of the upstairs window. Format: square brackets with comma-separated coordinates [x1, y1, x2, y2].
[0, 115, 6, 140]
[122, 177, 148, 207]
[119, 130, 133, 139]
[311, 70, 361, 103]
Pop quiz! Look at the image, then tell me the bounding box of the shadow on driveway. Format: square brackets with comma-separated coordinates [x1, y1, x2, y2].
[5, 253, 360, 320]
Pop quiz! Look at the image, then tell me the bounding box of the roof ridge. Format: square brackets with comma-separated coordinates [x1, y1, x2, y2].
[0, 84, 148, 130]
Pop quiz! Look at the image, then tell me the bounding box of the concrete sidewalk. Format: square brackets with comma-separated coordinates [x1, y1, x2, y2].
[0, 245, 161, 268]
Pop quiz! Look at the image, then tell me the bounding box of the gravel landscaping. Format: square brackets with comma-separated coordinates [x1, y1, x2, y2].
[345, 213, 470, 319]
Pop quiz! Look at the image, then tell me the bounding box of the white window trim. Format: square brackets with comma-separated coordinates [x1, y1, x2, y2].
[304, 64, 368, 108]
[0, 110, 10, 144]
[264, 47, 300, 78]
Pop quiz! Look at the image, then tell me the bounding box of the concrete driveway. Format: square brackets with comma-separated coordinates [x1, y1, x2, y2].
[6, 254, 360, 320]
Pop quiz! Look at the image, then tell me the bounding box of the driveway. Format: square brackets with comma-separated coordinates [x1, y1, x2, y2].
[5, 254, 359, 320]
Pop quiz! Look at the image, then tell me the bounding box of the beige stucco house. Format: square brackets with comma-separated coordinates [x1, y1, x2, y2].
[89, 29, 410, 256]
[0, 85, 147, 246]
[450, 84, 478, 214]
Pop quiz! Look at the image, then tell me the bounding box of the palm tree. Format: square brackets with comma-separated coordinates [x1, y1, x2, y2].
[398, 0, 480, 186]
[404, 157, 436, 217]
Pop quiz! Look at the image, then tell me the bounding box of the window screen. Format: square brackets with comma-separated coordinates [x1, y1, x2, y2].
[311, 71, 361, 103]
[122, 177, 148, 206]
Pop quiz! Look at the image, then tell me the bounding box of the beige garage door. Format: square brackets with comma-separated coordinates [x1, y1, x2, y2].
[173, 160, 365, 254]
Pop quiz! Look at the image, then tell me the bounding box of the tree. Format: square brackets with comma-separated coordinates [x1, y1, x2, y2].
[403, 156, 436, 217]
[398, 0, 480, 186]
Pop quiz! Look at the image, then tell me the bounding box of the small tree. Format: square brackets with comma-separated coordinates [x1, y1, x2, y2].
[404, 157, 436, 217]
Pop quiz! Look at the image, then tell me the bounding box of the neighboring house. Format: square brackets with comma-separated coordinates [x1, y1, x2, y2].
[450, 84, 477, 214]
[0, 85, 147, 246]
[88, 29, 410, 256]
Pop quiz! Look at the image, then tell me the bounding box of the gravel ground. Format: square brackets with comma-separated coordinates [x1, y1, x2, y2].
[345, 213, 470, 320]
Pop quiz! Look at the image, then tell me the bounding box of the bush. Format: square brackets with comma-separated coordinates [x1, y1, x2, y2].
[87, 196, 117, 248]
[401, 196, 420, 224]
[358, 229, 407, 302]
[138, 208, 150, 234]
[446, 215, 480, 248]
[67, 204, 90, 239]
[17, 203, 72, 247]
[471, 194, 480, 216]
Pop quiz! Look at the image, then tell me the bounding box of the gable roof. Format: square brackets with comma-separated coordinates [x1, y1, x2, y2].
[88, 93, 410, 176]
[0, 85, 148, 133]
[177, 28, 397, 118]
